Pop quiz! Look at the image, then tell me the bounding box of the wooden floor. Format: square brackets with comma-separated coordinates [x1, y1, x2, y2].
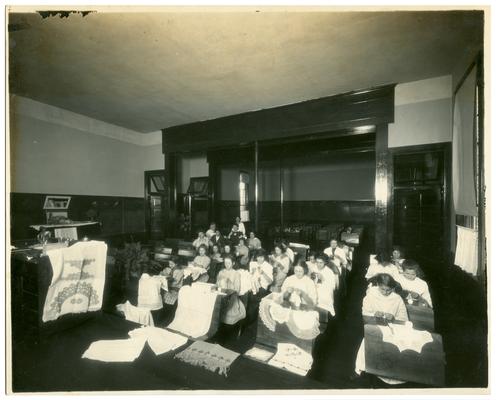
[11, 238, 488, 391]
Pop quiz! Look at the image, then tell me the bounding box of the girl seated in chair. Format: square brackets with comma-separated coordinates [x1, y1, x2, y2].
[216, 255, 246, 326]
[308, 253, 338, 315]
[365, 252, 400, 281]
[191, 244, 210, 283]
[269, 243, 290, 293]
[235, 237, 250, 269]
[362, 273, 408, 322]
[208, 244, 224, 283]
[192, 231, 211, 250]
[355, 273, 409, 385]
[243, 249, 274, 332]
[281, 260, 317, 309]
[395, 259, 432, 308]
[391, 246, 405, 272]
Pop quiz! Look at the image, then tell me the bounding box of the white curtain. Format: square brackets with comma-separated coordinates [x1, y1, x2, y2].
[454, 225, 478, 276]
[452, 67, 477, 216]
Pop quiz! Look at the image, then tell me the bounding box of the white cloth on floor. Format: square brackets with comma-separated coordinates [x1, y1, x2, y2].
[268, 343, 313, 376]
[244, 346, 274, 362]
[167, 285, 221, 339]
[82, 337, 147, 362]
[43, 240, 107, 322]
[116, 301, 154, 327]
[454, 225, 478, 275]
[128, 326, 188, 355]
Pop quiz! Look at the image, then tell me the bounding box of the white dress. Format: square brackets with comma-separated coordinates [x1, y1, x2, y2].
[323, 246, 347, 270]
[362, 286, 408, 321]
[395, 275, 432, 307]
[249, 261, 273, 291]
[307, 264, 337, 315]
[365, 263, 400, 280]
[237, 221, 246, 236]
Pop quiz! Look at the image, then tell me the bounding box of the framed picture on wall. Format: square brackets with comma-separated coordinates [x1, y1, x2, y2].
[43, 195, 71, 210]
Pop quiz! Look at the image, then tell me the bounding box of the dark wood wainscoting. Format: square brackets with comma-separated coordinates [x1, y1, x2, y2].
[10, 192, 146, 243]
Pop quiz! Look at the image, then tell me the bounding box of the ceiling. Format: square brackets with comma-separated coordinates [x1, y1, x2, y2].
[9, 9, 483, 133]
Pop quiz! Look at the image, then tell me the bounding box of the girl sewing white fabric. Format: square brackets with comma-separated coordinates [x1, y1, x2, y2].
[308, 253, 337, 315]
[235, 216, 246, 237]
[281, 261, 317, 308]
[269, 244, 290, 293]
[235, 237, 250, 269]
[356, 273, 408, 385]
[248, 250, 273, 294]
[216, 255, 246, 325]
[362, 273, 408, 322]
[365, 252, 400, 281]
[323, 239, 347, 271]
[243, 249, 274, 332]
[391, 247, 405, 272]
[190, 245, 210, 282]
[192, 231, 211, 250]
[395, 259, 432, 308]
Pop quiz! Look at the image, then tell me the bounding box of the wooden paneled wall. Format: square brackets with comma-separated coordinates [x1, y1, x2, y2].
[10, 192, 146, 241]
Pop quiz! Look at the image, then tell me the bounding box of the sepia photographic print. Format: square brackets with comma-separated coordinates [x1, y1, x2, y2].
[6, 3, 490, 396]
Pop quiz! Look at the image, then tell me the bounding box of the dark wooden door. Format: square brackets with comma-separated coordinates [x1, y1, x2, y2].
[145, 170, 167, 240]
[394, 186, 444, 266]
[392, 144, 450, 270]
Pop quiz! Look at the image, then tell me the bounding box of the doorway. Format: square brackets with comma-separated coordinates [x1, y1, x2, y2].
[144, 170, 167, 240]
[392, 143, 451, 270]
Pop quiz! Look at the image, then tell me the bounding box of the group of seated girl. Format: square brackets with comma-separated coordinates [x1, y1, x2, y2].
[135, 230, 345, 341]
[355, 257, 432, 385]
[364, 251, 432, 308]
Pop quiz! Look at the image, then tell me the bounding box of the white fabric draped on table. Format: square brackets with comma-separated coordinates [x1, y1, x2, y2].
[43, 240, 107, 322]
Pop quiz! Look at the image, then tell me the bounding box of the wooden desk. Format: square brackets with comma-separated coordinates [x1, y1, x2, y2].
[363, 323, 445, 387]
[406, 304, 435, 332]
[11, 248, 111, 344]
[256, 314, 315, 354]
[255, 298, 323, 354]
